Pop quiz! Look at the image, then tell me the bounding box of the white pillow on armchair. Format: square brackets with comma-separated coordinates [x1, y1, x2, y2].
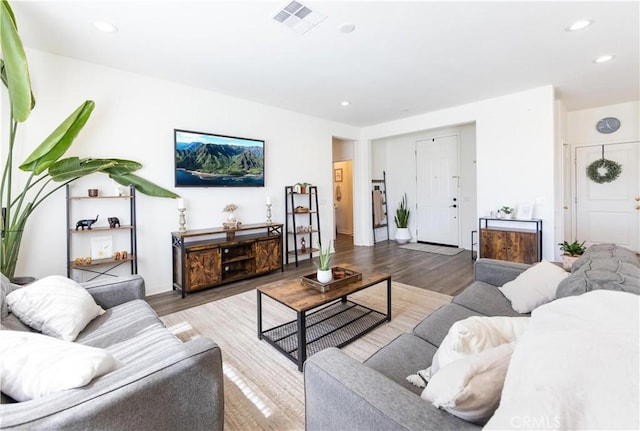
[6, 275, 104, 341]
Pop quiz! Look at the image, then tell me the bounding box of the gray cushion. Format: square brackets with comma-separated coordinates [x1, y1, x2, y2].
[452, 281, 528, 317]
[572, 243, 639, 273]
[364, 333, 438, 395]
[557, 259, 640, 299]
[0, 313, 33, 332]
[75, 299, 164, 348]
[0, 274, 20, 320]
[105, 325, 182, 364]
[412, 303, 481, 347]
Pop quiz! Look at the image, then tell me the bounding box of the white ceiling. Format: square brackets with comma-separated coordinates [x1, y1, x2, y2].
[10, 1, 640, 127]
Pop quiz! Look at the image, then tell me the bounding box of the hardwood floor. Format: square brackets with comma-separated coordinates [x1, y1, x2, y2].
[147, 234, 474, 316]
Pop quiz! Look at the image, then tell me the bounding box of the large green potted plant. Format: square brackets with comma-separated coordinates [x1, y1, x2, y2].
[393, 193, 411, 244]
[0, 0, 178, 279]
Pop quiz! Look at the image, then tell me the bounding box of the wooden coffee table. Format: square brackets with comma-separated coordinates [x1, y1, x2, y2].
[257, 266, 391, 371]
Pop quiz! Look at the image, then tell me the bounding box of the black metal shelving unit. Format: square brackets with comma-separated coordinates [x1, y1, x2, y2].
[285, 185, 321, 266]
[66, 184, 137, 280]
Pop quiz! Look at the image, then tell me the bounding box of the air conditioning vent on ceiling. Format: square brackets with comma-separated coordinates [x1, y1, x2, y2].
[272, 1, 326, 34]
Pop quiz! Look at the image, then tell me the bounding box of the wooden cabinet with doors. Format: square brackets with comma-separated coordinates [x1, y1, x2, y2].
[479, 218, 542, 264]
[172, 223, 283, 297]
[255, 237, 282, 273]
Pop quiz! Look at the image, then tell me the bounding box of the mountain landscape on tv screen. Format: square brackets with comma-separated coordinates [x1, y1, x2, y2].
[175, 142, 264, 186]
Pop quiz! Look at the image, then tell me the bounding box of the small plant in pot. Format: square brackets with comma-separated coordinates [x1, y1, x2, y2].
[394, 193, 411, 244]
[558, 240, 586, 270]
[316, 241, 333, 284]
[499, 206, 514, 219]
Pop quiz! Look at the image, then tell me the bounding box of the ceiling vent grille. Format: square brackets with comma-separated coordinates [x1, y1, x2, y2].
[272, 1, 326, 34]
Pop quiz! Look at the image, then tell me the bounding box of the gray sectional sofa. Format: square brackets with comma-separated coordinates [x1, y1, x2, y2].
[1, 274, 224, 431]
[304, 245, 640, 430]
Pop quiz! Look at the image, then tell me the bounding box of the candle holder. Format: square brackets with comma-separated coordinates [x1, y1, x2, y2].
[266, 203, 272, 225]
[178, 208, 186, 232]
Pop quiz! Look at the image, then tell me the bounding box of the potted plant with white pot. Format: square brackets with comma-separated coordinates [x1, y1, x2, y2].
[558, 240, 586, 270]
[394, 193, 411, 244]
[316, 241, 333, 283]
[499, 206, 515, 219]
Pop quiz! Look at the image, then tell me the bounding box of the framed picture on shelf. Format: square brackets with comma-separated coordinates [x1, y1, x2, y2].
[517, 202, 534, 220]
[90, 236, 113, 260]
[334, 168, 343, 182]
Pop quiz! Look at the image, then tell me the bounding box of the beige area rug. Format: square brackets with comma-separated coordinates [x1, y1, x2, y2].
[399, 242, 465, 256]
[160, 282, 452, 431]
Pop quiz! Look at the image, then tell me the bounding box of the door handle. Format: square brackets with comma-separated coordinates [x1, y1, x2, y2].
[636, 197, 640, 202]
[636, 205, 640, 210]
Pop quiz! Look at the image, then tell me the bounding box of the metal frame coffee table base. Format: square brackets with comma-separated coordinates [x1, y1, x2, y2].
[257, 277, 391, 371]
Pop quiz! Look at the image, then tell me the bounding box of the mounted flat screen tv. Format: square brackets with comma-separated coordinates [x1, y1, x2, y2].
[174, 129, 265, 187]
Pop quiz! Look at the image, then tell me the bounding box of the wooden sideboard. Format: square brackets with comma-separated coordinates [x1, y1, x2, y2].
[478, 217, 542, 264]
[171, 223, 283, 298]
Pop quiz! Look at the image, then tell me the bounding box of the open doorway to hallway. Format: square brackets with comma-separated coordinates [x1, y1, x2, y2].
[333, 137, 354, 249]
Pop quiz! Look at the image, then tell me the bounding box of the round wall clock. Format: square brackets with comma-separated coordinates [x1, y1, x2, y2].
[596, 117, 621, 134]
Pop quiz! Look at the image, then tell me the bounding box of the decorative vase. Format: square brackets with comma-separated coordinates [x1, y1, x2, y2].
[317, 268, 333, 284]
[227, 213, 236, 223]
[394, 227, 411, 244]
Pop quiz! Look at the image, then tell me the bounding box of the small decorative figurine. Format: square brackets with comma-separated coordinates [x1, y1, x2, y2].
[122, 250, 128, 259]
[301, 237, 307, 253]
[108, 217, 120, 228]
[114, 251, 121, 260]
[76, 215, 99, 230]
[223, 203, 240, 229]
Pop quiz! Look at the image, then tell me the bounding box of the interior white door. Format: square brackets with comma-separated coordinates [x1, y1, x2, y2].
[416, 135, 459, 245]
[575, 142, 639, 250]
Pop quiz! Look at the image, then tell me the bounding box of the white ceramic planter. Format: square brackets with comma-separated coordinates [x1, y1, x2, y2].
[394, 227, 411, 244]
[317, 269, 333, 284]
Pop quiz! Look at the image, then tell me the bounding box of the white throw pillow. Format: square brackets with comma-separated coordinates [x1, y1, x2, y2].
[422, 342, 515, 425]
[6, 275, 104, 341]
[499, 260, 569, 313]
[431, 315, 529, 374]
[0, 330, 121, 401]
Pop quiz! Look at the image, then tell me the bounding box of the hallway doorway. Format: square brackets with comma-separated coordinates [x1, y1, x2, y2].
[332, 137, 354, 246]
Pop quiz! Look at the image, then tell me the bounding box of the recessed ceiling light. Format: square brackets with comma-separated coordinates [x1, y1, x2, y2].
[341, 101, 351, 107]
[339, 23, 356, 33]
[566, 19, 593, 31]
[93, 21, 118, 33]
[594, 55, 614, 63]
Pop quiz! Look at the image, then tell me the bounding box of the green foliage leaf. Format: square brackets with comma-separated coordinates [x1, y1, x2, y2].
[394, 193, 410, 228]
[0, 0, 33, 121]
[110, 173, 179, 198]
[19, 100, 95, 174]
[48, 157, 117, 182]
[102, 159, 143, 175]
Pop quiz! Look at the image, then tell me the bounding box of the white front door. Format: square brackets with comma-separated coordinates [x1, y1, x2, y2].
[575, 142, 639, 250]
[416, 135, 459, 245]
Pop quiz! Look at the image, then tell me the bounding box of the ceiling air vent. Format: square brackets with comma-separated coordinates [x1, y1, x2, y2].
[272, 1, 326, 34]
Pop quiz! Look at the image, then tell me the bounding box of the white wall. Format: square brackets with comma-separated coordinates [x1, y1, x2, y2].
[567, 101, 640, 146]
[10, 49, 358, 295]
[358, 86, 558, 260]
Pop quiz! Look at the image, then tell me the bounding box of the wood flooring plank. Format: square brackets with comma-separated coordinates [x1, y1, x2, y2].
[148, 234, 473, 316]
